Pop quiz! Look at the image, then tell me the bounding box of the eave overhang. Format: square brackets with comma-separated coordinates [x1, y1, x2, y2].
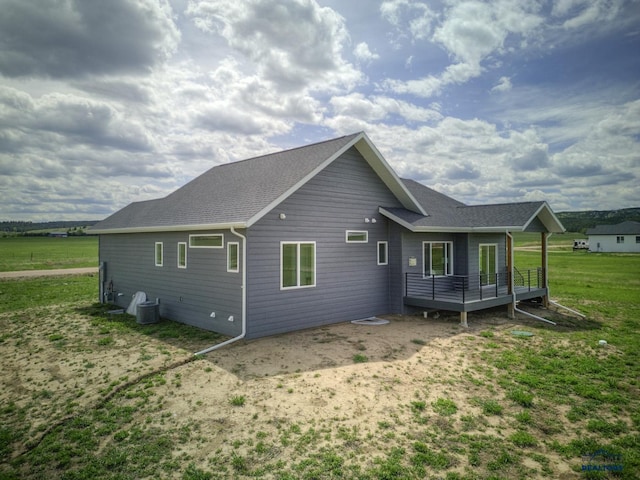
[89, 222, 247, 235]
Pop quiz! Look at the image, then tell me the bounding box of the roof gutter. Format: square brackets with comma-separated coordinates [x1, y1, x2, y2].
[194, 226, 247, 355]
[89, 222, 247, 235]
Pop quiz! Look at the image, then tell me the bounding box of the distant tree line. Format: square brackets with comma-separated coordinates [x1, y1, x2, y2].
[0, 221, 98, 237]
[556, 207, 640, 234]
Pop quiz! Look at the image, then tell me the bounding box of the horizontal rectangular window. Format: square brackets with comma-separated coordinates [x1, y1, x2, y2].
[189, 234, 224, 248]
[281, 242, 316, 289]
[617, 236, 625, 244]
[377, 241, 388, 265]
[227, 242, 239, 273]
[346, 230, 368, 243]
[155, 242, 163, 267]
[178, 242, 187, 269]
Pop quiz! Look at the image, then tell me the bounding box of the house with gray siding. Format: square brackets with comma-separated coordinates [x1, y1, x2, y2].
[90, 132, 564, 340]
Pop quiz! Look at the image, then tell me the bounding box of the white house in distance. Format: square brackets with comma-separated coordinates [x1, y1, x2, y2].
[586, 221, 640, 253]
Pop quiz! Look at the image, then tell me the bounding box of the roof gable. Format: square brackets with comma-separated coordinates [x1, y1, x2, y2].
[90, 132, 424, 234]
[380, 180, 565, 233]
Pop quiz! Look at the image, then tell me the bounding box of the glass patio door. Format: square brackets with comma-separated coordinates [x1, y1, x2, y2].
[479, 244, 497, 285]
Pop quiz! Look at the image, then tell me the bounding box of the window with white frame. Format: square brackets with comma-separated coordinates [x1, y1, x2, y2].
[281, 242, 316, 289]
[423, 241, 453, 276]
[227, 242, 239, 273]
[189, 234, 224, 248]
[479, 244, 498, 285]
[346, 230, 368, 243]
[177, 242, 187, 268]
[155, 242, 163, 267]
[617, 236, 625, 244]
[636, 236, 640, 244]
[377, 241, 388, 265]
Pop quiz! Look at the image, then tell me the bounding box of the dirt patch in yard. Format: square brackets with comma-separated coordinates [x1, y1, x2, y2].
[1, 304, 593, 478]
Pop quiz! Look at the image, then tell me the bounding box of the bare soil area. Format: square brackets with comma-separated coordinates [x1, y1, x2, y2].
[1, 303, 588, 478]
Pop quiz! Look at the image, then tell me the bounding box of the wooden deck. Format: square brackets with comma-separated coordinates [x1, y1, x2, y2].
[404, 286, 547, 313]
[404, 270, 546, 313]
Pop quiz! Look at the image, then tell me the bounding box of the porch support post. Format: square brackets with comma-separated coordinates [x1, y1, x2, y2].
[506, 232, 513, 295]
[541, 232, 549, 307]
[460, 311, 468, 328]
[507, 231, 515, 319]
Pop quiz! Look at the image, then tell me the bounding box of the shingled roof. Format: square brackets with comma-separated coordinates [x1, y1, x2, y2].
[380, 179, 565, 233]
[90, 132, 564, 235]
[586, 221, 640, 235]
[90, 132, 424, 234]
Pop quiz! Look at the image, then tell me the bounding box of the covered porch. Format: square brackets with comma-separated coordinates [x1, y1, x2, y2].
[403, 232, 553, 326]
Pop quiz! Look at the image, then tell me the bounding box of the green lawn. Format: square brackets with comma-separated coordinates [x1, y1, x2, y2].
[0, 237, 98, 272]
[0, 239, 638, 479]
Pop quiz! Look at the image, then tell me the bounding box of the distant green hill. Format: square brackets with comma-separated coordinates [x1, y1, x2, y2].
[556, 208, 640, 233]
[0, 220, 99, 236]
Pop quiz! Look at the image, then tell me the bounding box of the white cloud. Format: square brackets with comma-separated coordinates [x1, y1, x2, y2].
[353, 42, 379, 63]
[384, 1, 543, 98]
[380, 0, 436, 42]
[186, 0, 362, 92]
[330, 93, 442, 123]
[0, 0, 180, 78]
[491, 76, 512, 92]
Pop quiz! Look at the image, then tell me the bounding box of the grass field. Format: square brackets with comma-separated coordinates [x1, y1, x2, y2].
[0, 237, 98, 272]
[0, 232, 580, 273]
[0, 241, 638, 479]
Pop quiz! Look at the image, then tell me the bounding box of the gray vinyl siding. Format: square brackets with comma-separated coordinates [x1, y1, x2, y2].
[523, 216, 546, 232]
[388, 222, 405, 313]
[245, 147, 403, 339]
[99, 230, 243, 336]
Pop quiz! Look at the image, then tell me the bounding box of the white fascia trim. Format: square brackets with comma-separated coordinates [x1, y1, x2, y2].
[90, 222, 247, 235]
[524, 202, 565, 233]
[354, 134, 427, 216]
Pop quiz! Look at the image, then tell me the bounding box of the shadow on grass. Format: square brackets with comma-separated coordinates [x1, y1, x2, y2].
[75, 303, 229, 353]
[512, 301, 603, 333]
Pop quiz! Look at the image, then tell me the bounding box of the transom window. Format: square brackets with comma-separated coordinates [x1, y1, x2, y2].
[227, 242, 239, 273]
[189, 234, 224, 248]
[177, 242, 187, 268]
[155, 242, 163, 267]
[377, 241, 388, 265]
[346, 230, 368, 243]
[423, 241, 453, 276]
[281, 242, 316, 289]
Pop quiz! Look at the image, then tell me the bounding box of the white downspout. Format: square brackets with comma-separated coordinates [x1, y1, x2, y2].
[508, 231, 557, 326]
[194, 227, 247, 356]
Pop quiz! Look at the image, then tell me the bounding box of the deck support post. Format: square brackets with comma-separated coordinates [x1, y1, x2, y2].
[507, 303, 515, 319]
[460, 311, 468, 328]
[541, 232, 549, 308]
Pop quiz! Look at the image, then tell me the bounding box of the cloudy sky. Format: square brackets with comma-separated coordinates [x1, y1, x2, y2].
[1, 0, 639, 221]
